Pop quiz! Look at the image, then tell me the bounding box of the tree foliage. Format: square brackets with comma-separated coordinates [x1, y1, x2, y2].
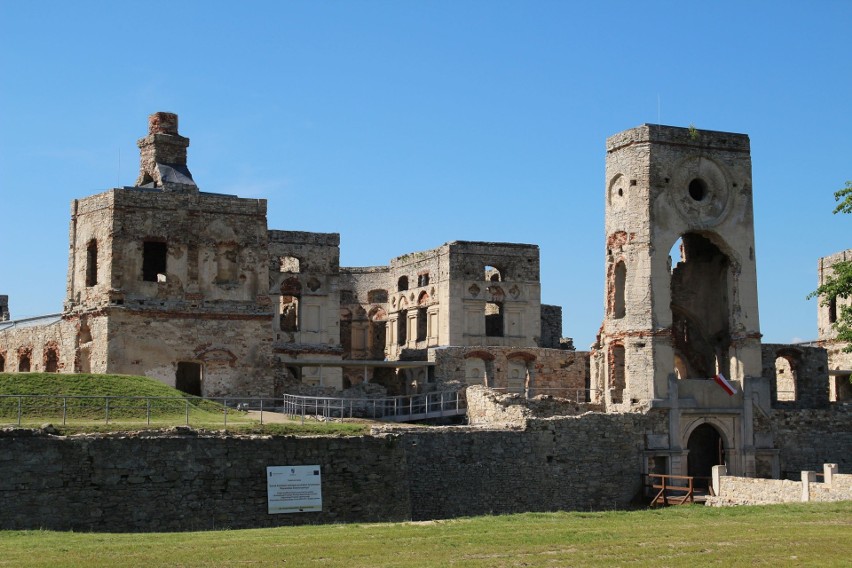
[810, 180, 852, 352]
[833, 180, 852, 215]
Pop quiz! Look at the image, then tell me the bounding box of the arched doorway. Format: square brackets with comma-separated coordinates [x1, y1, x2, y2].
[687, 423, 725, 489]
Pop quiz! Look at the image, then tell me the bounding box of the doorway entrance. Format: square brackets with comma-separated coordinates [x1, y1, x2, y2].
[687, 423, 724, 489]
[175, 362, 203, 396]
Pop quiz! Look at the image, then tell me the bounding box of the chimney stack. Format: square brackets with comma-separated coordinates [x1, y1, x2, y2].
[134, 112, 197, 192]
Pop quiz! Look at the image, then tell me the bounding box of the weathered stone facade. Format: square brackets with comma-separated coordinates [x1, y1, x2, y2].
[0, 112, 575, 397]
[430, 345, 589, 398]
[1, 116, 850, 524]
[816, 249, 852, 401]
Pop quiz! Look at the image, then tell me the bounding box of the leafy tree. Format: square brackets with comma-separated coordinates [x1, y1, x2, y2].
[810, 181, 852, 352]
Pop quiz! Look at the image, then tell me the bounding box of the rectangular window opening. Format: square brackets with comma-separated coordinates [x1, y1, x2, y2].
[143, 241, 168, 282]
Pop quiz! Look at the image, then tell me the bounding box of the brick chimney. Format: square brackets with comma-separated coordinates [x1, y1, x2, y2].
[135, 112, 197, 192]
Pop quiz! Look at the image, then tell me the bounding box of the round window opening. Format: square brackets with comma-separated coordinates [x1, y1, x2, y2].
[688, 178, 707, 201]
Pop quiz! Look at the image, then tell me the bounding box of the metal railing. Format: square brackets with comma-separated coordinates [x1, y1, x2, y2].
[0, 390, 468, 427]
[281, 390, 466, 422]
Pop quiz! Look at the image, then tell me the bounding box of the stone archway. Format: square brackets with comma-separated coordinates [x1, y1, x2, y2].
[687, 423, 725, 488]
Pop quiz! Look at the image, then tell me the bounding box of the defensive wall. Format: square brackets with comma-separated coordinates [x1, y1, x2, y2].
[0, 412, 655, 532]
[2, 402, 850, 532]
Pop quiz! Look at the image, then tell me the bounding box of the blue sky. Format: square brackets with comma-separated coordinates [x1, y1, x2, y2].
[1, 1, 850, 349]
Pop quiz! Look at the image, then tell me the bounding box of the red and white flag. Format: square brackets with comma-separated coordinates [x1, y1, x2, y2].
[713, 373, 737, 396]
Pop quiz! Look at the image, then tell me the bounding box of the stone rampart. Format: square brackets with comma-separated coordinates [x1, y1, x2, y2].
[0, 428, 410, 532]
[0, 413, 652, 532]
[403, 414, 650, 520]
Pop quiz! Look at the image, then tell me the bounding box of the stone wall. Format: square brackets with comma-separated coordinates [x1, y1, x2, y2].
[0, 428, 411, 532]
[708, 468, 852, 507]
[811, 473, 852, 502]
[105, 311, 275, 397]
[761, 343, 829, 408]
[707, 476, 802, 506]
[430, 346, 589, 399]
[0, 413, 652, 532]
[466, 385, 602, 427]
[539, 304, 563, 349]
[770, 407, 852, 476]
[404, 414, 649, 520]
[0, 316, 78, 374]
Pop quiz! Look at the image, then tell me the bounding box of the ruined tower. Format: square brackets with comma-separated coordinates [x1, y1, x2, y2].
[593, 125, 762, 409]
[64, 113, 273, 395]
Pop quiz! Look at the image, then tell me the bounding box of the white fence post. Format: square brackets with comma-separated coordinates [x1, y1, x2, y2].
[712, 464, 727, 497]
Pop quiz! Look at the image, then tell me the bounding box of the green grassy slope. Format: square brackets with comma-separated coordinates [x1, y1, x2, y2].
[0, 373, 369, 435]
[0, 372, 199, 398]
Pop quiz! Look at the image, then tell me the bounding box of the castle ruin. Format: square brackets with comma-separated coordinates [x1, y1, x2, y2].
[1, 113, 849, 487]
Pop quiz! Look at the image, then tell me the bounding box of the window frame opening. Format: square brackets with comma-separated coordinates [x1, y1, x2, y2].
[485, 301, 504, 337]
[142, 241, 168, 282]
[613, 260, 626, 319]
[85, 239, 98, 287]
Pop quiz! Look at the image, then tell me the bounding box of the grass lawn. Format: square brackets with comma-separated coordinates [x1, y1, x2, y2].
[0, 502, 849, 567]
[0, 373, 369, 436]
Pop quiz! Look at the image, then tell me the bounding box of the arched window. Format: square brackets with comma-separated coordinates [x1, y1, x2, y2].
[397, 276, 409, 292]
[485, 265, 501, 282]
[18, 352, 31, 372]
[774, 349, 801, 402]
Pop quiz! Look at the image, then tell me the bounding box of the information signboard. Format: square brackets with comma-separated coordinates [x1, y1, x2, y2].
[266, 465, 322, 514]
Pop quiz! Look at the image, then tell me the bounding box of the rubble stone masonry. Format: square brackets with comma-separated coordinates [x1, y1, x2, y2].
[0, 413, 659, 531]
